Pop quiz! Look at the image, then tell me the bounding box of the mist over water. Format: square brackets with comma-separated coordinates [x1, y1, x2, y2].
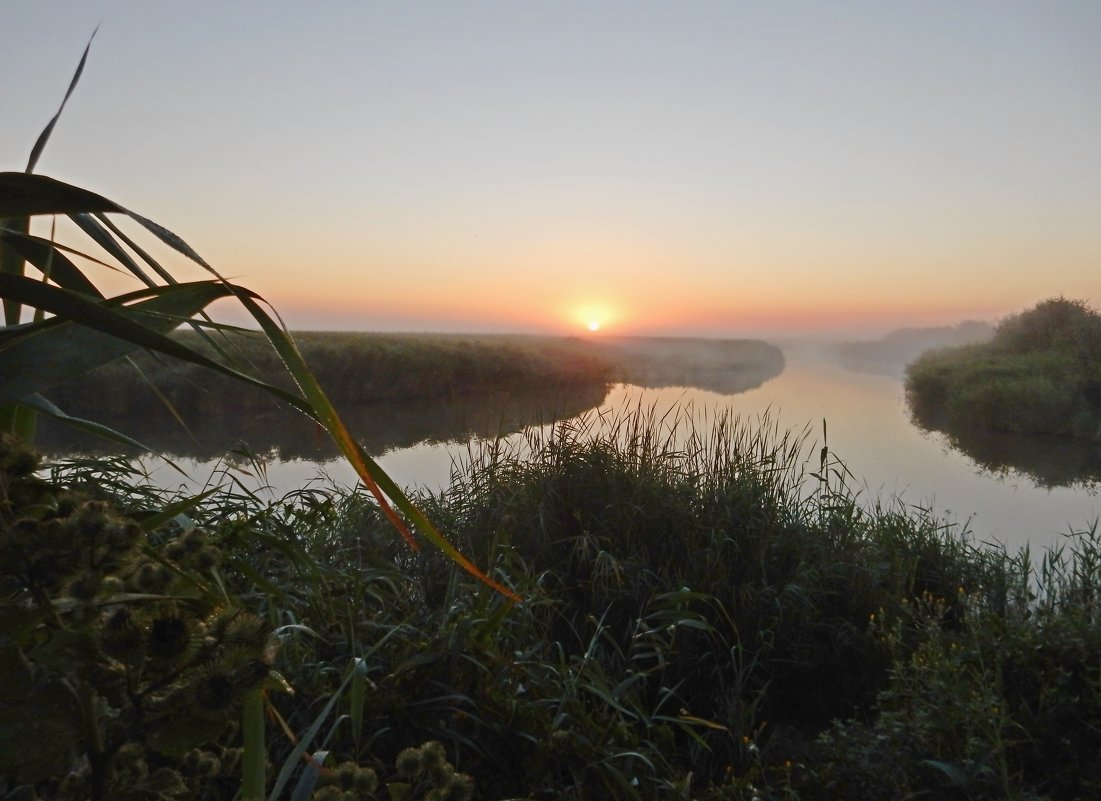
[42, 334, 1099, 555]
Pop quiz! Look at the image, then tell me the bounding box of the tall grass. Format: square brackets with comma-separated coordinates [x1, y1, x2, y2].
[206, 405, 991, 799]
[276, 407, 1101, 800]
[18, 401, 1101, 800]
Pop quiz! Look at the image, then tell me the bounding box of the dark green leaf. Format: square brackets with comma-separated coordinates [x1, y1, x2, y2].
[0, 278, 239, 401]
[17, 393, 159, 455]
[0, 228, 104, 298]
[70, 212, 157, 287]
[26, 28, 97, 173]
[0, 172, 121, 217]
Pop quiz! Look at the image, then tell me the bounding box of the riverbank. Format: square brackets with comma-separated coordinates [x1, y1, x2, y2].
[17, 408, 1101, 801]
[39, 332, 784, 457]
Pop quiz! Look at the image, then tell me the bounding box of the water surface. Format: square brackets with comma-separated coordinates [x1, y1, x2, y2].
[47, 343, 1100, 554]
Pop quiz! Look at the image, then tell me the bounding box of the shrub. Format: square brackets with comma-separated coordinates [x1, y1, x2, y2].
[906, 299, 1101, 466]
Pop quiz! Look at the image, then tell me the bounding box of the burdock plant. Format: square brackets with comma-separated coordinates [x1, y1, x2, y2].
[0, 432, 276, 800]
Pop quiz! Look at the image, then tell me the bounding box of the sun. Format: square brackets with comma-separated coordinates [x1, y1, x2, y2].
[573, 302, 616, 334]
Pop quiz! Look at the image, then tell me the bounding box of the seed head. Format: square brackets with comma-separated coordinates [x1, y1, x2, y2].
[101, 607, 146, 663]
[148, 613, 192, 663]
[395, 746, 422, 778]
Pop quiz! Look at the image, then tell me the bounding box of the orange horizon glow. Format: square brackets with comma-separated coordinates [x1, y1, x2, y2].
[233, 285, 1040, 339]
[196, 230, 1097, 339]
[8, 4, 1099, 349]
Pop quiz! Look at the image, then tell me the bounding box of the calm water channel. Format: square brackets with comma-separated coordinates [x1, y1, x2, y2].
[51, 342, 1101, 555]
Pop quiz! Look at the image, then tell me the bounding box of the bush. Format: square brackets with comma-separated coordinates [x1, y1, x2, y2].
[906, 298, 1101, 446]
[807, 532, 1101, 801]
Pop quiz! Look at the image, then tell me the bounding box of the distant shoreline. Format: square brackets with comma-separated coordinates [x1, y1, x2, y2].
[38, 332, 785, 457]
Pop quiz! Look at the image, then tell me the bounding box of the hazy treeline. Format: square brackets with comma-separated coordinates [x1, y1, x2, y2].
[40, 331, 613, 456]
[594, 336, 784, 394]
[836, 320, 993, 377]
[45, 330, 612, 409]
[907, 298, 1101, 442]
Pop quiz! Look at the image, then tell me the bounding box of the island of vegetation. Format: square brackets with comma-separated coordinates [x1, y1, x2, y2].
[39, 332, 785, 458]
[906, 297, 1101, 441]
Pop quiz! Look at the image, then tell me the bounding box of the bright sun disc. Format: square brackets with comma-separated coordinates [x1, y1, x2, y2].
[587, 321, 600, 332]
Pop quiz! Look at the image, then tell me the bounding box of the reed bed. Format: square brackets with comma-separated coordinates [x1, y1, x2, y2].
[23, 403, 1098, 800]
[44, 330, 616, 425]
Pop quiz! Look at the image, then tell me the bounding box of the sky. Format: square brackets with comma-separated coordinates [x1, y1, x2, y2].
[4, 1, 1101, 338]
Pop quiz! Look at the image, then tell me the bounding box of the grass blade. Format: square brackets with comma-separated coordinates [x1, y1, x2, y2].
[0, 172, 121, 218]
[0, 278, 238, 401]
[17, 393, 161, 456]
[242, 689, 266, 801]
[26, 29, 97, 173]
[0, 229, 104, 298]
[230, 289, 521, 600]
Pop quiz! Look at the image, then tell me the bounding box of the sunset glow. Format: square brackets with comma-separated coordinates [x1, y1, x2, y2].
[4, 3, 1099, 337]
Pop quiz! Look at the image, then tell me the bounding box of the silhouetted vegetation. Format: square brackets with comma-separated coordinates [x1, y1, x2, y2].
[11, 411, 1101, 800]
[40, 333, 784, 459]
[3, 43, 509, 801]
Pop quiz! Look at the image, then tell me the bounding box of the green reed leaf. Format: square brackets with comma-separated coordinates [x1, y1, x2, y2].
[0, 278, 236, 401]
[0, 172, 122, 218]
[0, 229, 104, 298]
[17, 393, 157, 454]
[25, 29, 96, 173]
[228, 289, 521, 600]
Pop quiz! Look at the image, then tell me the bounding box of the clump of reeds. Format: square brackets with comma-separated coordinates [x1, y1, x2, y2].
[33, 402, 1101, 801]
[352, 403, 991, 796]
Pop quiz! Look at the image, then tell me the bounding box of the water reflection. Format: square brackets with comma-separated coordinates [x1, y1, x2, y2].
[36, 382, 611, 460]
[38, 337, 786, 462]
[601, 337, 785, 394]
[37, 343, 1101, 554]
[830, 328, 1101, 489]
[910, 416, 1101, 490]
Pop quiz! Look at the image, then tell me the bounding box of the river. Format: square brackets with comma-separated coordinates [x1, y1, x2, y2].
[45, 341, 1101, 555]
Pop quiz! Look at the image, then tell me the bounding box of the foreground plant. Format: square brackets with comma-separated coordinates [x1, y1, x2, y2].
[0, 34, 512, 801]
[0, 433, 276, 800]
[0, 35, 514, 598]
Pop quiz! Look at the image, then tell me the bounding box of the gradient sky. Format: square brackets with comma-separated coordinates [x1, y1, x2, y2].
[4, 1, 1100, 337]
